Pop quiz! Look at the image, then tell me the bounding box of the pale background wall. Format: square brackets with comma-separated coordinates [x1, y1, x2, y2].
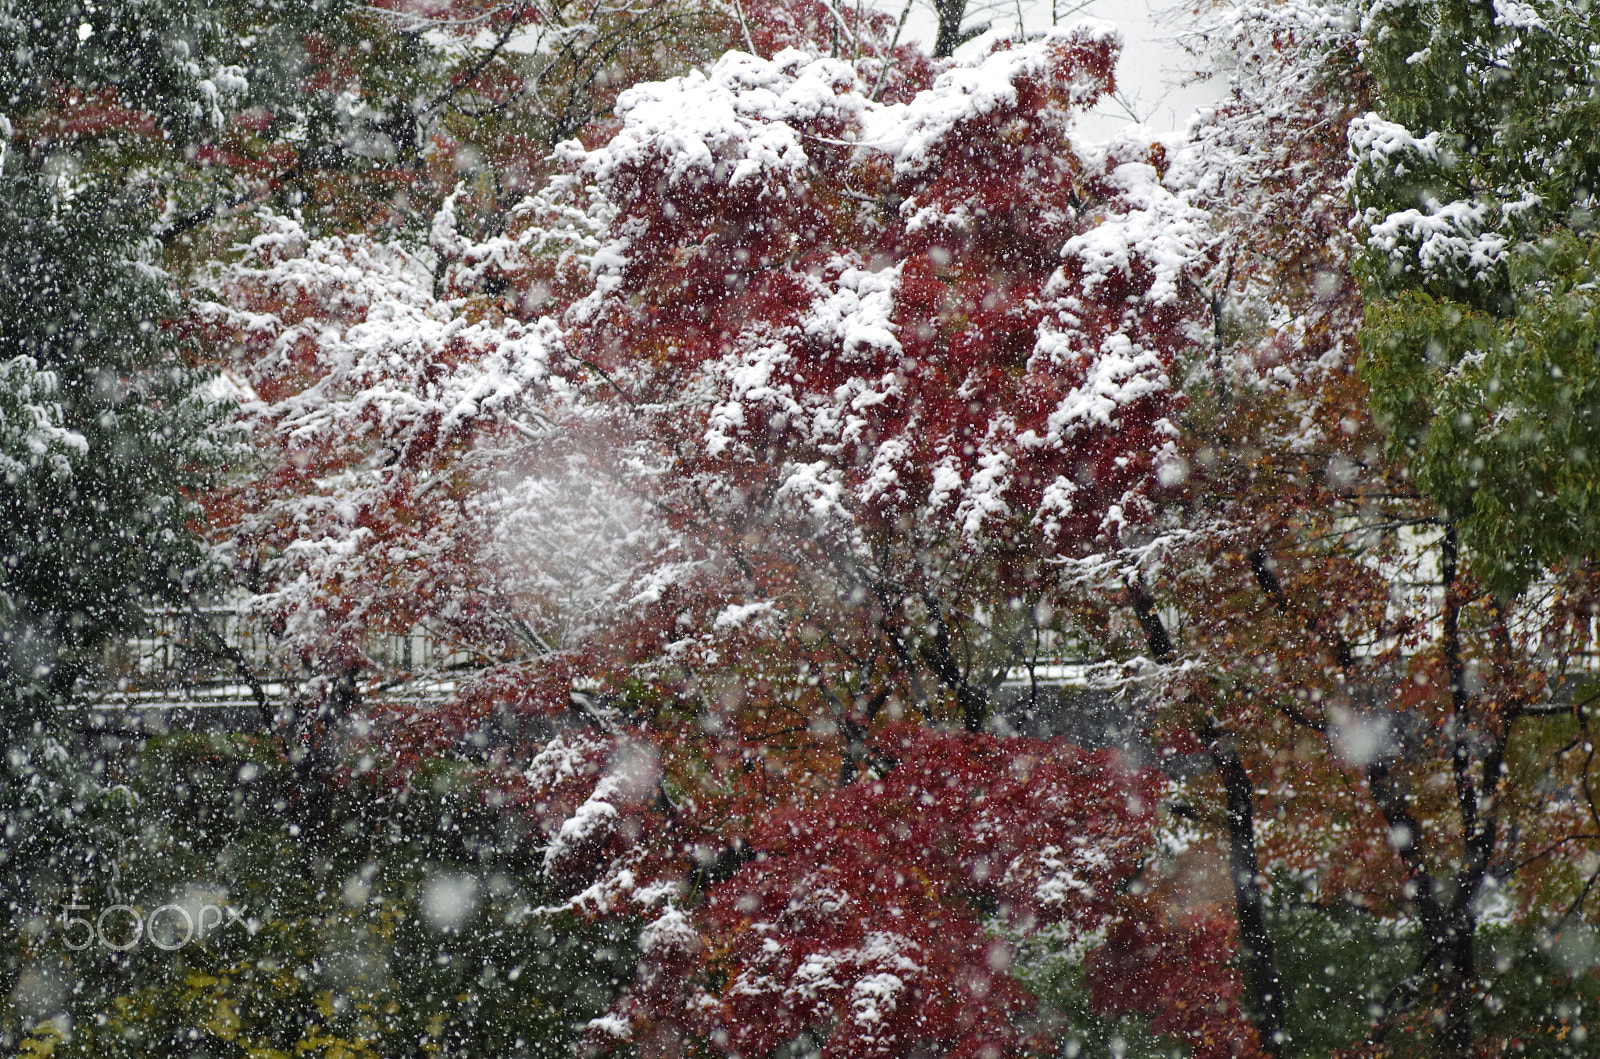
[888, 0, 1227, 137]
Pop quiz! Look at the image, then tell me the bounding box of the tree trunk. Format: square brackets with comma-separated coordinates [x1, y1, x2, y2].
[1436, 524, 1481, 1059]
[932, 0, 967, 58]
[1210, 726, 1287, 1057]
[289, 665, 359, 849]
[1130, 587, 1286, 1055]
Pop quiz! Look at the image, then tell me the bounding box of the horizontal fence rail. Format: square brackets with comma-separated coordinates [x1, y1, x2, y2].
[75, 606, 1599, 741]
[81, 606, 470, 713]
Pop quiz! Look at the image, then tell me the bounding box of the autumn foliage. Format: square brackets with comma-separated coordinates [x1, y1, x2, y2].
[167, 3, 1600, 1058]
[608, 724, 1160, 1059]
[186, 18, 1283, 1059]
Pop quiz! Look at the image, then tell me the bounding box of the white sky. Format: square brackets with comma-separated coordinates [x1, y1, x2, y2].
[883, 0, 1226, 137]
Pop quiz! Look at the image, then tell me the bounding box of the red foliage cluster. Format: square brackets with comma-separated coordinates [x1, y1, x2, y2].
[198, 23, 1256, 1059]
[1088, 903, 1261, 1059]
[576, 723, 1164, 1059]
[565, 25, 1202, 588]
[697, 724, 1159, 1059]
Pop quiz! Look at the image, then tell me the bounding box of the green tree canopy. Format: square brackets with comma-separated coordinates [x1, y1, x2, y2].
[1352, 0, 1600, 594]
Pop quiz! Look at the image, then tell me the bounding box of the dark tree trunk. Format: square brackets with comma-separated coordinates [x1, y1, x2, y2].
[1129, 586, 1286, 1056]
[1245, 520, 1508, 1057]
[1435, 524, 1488, 1059]
[909, 593, 989, 733]
[1210, 729, 1287, 1057]
[932, 0, 967, 58]
[289, 665, 359, 849]
[1130, 583, 1174, 663]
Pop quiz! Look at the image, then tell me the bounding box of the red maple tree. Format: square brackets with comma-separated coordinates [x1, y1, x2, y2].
[200, 23, 1264, 1059]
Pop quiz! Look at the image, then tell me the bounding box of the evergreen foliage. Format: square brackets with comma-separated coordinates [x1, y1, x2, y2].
[5, 732, 634, 1056]
[1352, 0, 1600, 593]
[0, 173, 231, 719]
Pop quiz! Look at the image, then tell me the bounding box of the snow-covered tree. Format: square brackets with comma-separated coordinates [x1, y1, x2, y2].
[1352, 0, 1600, 596]
[197, 24, 1265, 1059]
[19, 3, 1600, 1057]
[1099, 4, 1600, 1056]
[0, 0, 267, 713]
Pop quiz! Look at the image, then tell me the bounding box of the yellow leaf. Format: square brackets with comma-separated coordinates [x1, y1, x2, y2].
[17, 1023, 62, 1059]
[206, 998, 242, 1042]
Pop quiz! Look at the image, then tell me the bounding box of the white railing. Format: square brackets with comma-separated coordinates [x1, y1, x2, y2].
[87, 604, 467, 710]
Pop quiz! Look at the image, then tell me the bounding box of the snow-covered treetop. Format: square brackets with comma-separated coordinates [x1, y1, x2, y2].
[193, 29, 1243, 1059]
